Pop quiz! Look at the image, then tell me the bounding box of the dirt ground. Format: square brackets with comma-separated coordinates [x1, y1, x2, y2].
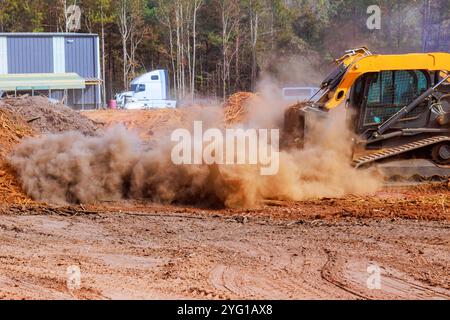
[0, 97, 448, 300]
[0, 185, 448, 300]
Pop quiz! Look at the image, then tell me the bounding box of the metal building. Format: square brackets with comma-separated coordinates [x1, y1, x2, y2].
[0, 33, 101, 109]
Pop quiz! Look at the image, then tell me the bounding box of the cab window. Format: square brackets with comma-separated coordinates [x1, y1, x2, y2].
[363, 70, 428, 126]
[132, 84, 145, 93]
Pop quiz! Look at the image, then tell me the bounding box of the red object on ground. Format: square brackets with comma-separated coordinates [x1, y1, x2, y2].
[108, 100, 117, 109]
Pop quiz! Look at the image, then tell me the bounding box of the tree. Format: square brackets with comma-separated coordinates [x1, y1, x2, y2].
[115, 0, 147, 89]
[191, 0, 203, 101]
[244, 0, 263, 91]
[117, 0, 132, 89]
[217, 0, 241, 100]
[156, 0, 178, 97]
[81, 0, 114, 107]
[0, 0, 440, 101]
[156, 0, 203, 100]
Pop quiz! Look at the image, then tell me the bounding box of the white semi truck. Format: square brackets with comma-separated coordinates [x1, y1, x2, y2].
[281, 87, 320, 103]
[116, 70, 177, 109]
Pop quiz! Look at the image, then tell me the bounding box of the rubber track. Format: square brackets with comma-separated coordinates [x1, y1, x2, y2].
[352, 136, 450, 168]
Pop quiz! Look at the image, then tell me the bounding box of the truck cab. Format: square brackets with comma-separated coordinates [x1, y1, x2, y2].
[116, 70, 177, 109]
[282, 87, 320, 103]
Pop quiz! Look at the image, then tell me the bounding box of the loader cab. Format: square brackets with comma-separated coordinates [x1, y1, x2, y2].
[349, 69, 432, 137]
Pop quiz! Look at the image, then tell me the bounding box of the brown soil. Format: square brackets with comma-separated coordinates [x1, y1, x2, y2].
[82, 108, 185, 141]
[81, 92, 259, 142]
[0, 188, 448, 299]
[0, 96, 448, 299]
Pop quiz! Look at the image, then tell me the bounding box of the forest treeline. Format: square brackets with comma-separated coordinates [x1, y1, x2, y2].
[0, 0, 449, 102]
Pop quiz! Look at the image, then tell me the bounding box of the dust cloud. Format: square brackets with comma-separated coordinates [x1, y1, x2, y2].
[212, 102, 381, 207]
[9, 107, 381, 208]
[10, 126, 141, 205]
[9, 70, 382, 207]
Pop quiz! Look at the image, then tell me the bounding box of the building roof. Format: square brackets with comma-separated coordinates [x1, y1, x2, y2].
[85, 77, 103, 85]
[0, 73, 86, 91]
[0, 33, 98, 37]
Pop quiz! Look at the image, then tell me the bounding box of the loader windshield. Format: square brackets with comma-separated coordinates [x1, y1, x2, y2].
[361, 70, 430, 127]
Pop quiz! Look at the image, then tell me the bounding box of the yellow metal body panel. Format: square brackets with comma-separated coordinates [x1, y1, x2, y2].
[325, 52, 450, 109]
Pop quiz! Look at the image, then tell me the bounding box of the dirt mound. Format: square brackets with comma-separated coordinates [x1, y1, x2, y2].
[82, 106, 224, 143]
[82, 109, 186, 141]
[0, 96, 99, 135]
[0, 108, 34, 204]
[82, 93, 259, 141]
[223, 92, 258, 125]
[0, 95, 101, 205]
[0, 108, 34, 155]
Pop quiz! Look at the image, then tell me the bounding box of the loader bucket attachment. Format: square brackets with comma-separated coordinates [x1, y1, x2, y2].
[283, 104, 307, 150]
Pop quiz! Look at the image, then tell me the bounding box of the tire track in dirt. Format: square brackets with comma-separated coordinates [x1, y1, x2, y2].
[0, 211, 448, 299]
[208, 240, 301, 299]
[0, 259, 105, 299]
[207, 241, 353, 299]
[320, 251, 450, 300]
[320, 251, 371, 300]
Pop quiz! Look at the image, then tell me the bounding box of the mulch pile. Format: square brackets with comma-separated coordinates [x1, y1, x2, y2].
[0, 107, 34, 204]
[1, 95, 99, 135]
[223, 92, 258, 125]
[0, 95, 101, 204]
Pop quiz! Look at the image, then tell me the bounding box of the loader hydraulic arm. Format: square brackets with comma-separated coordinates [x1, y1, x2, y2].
[324, 52, 450, 110]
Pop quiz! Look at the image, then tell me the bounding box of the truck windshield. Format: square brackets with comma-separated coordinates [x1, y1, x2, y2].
[131, 84, 145, 93]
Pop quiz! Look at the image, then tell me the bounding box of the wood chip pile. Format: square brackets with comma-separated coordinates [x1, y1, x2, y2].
[223, 92, 257, 125]
[0, 108, 34, 204]
[0, 95, 101, 205]
[1, 95, 99, 135]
